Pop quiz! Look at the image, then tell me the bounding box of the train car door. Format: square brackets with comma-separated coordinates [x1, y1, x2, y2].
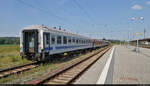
[43, 32, 50, 53]
[23, 30, 38, 54]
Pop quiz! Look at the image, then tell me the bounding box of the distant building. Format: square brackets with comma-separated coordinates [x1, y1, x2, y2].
[130, 38, 150, 45]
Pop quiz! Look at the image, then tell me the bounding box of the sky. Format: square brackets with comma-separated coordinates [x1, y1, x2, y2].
[0, 0, 150, 40]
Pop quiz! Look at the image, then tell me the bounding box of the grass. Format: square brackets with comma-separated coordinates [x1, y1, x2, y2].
[0, 45, 31, 70]
[0, 47, 105, 84]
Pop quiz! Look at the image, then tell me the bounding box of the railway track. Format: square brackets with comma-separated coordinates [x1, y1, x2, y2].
[0, 61, 39, 79]
[26, 46, 111, 85]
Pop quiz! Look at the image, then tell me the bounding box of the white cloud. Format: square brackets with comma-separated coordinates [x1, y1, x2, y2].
[146, 1, 150, 5]
[131, 4, 143, 10]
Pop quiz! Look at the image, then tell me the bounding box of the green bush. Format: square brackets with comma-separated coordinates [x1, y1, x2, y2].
[0, 37, 20, 45]
[11, 56, 19, 62]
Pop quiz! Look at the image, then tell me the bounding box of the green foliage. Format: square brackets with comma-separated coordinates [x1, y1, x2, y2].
[107, 39, 122, 44]
[0, 37, 20, 45]
[11, 56, 19, 62]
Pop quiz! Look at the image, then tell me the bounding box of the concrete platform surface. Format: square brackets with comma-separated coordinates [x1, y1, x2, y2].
[113, 45, 150, 84]
[74, 45, 150, 84]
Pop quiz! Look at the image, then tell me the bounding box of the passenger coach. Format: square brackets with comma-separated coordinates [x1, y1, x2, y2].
[20, 25, 108, 61]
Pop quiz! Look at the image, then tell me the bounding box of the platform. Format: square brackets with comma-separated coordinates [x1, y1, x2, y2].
[74, 45, 150, 84]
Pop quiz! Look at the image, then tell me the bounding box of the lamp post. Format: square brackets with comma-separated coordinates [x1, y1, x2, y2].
[131, 17, 144, 52]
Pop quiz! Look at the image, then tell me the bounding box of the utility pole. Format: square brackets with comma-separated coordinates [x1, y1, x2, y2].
[128, 30, 130, 47]
[144, 29, 146, 38]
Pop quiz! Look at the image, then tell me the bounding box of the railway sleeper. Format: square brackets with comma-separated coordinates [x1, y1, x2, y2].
[47, 79, 69, 84]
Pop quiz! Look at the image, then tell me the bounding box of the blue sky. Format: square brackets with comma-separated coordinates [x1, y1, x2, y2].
[0, 0, 150, 40]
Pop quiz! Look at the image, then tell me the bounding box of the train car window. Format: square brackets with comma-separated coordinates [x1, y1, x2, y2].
[82, 40, 84, 44]
[76, 39, 79, 44]
[81, 40, 82, 44]
[46, 34, 50, 44]
[57, 35, 62, 44]
[63, 36, 67, 44]
[68, 37, 71, 44]
[51, 35, 55, 44]
[86, 40, 88, 44]
[81, 39, 82, 44]
[79, 39, 81, 44]
[72, 37, 75, 43]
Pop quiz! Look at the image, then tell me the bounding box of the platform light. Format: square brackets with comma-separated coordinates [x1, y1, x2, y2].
[131, 17, 136, 21]
[130, 16, 145, 53]
[131, 17, 144, 21]
[139, 17, 144, 20]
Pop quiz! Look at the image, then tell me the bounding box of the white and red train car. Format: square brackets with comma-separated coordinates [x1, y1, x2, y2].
[20, 25, 109, 61]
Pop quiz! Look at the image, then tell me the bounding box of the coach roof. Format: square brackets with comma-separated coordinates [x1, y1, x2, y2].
[23, 25, 91, 39]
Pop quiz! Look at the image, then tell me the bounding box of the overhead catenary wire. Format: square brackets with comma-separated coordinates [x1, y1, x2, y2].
[72, 0, 95, 25]
[17, 0, 66, 21]
[16, 0, 77, 28]
[72, 0, 103, 39]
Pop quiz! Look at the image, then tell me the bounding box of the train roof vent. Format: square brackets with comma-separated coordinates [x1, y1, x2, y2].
[59, 26, 61, 30]
[40, 24, 48, 29]
[53, 27, 56, 29]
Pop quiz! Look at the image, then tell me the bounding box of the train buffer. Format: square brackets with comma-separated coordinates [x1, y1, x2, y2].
[74, 45, 150, 84]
